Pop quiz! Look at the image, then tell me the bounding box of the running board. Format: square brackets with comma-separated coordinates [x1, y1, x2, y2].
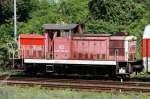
[24, 59, 116, 65]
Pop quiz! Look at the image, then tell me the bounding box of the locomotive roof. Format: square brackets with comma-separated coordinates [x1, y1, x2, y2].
[43, 24, 79, 30]
[73, 33, 112, 37]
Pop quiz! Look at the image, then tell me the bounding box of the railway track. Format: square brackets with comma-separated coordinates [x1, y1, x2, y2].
[1, 76, 150, 92]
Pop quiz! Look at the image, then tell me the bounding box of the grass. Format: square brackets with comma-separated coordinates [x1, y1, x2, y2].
[0, 68, 27, 77]
[0, 85, 149, 99]
[0, 69, 12, 76]
[130, 72, 150, 81]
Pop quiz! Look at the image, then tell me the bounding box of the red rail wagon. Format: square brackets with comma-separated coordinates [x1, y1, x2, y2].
[16, 24, 143, 77]
[142, 25, 150, 73]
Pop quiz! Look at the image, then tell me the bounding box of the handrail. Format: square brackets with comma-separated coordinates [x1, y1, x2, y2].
[115, 49, 118, 61]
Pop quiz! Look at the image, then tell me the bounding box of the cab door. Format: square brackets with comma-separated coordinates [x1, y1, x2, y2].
[54, 31, 72, 60]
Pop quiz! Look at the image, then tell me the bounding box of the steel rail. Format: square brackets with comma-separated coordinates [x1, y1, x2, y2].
[1, 77, 150, 92]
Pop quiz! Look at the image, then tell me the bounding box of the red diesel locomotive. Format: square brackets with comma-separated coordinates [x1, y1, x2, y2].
[12, 23, 149, 77]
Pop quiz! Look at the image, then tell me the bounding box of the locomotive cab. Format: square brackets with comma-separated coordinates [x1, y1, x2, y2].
[42, 24, 83, 60]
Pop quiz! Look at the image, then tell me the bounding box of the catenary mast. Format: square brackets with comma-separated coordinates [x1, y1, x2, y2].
[14, 0, 17, 40]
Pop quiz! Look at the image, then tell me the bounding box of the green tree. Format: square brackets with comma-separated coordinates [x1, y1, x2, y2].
[0, 1, 13, 24]
[0, 0, 40, 24]
[88, 0, 145, 24]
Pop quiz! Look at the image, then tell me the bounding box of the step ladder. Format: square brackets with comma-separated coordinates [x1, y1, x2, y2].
[46, 65, 54, 73]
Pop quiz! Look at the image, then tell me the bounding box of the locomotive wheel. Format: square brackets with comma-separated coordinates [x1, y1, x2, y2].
[25, 66, 37, 74]
[108, 72, 116, 79]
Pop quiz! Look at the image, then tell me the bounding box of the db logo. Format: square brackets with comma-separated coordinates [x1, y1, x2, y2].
[59, 45, 64, 50]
